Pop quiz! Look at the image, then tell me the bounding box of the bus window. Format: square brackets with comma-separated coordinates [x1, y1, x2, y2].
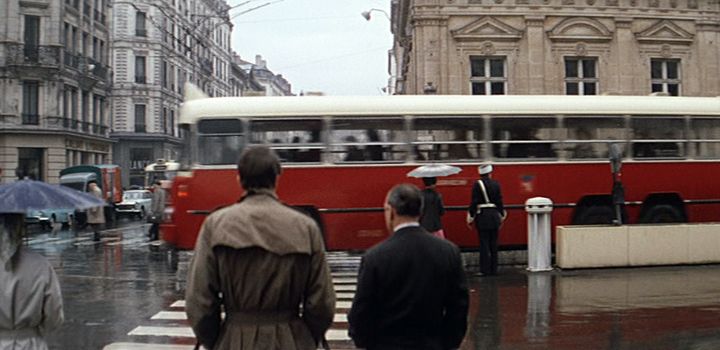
[691, 118, 720, 158]
[492, 117, 558, 159]
[631, 117, 685, 158]
[413, 117, 484, 161]
[197, 118, 244, 165]
[330, 117, 406, 162]
[250, 119, 323, 163]
[564, 117, 626, 159]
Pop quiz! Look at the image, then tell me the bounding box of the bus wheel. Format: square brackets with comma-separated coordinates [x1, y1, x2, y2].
[574, 205, 615, 225]
[641, 205, 684, 223]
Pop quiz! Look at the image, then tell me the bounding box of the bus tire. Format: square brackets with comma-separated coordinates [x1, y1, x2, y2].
[640, 204, 684, 223]
[574, 205, 615, 225]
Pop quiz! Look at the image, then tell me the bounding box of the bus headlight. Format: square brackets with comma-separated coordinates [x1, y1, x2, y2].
[163, 207, 174, 222]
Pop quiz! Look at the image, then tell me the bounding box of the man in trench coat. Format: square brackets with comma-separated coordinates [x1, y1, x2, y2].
[186, 146, 335, 350]
[348, 184, 469, 350]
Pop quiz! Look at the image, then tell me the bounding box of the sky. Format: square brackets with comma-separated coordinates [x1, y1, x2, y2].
[230, 0, 392, 96]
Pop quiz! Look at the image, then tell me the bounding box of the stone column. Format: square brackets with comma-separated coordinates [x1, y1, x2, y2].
[613, 18, 637, 95]
[695, 21, 720, 96]
[525, 16, 546, 94]
[414, 17, 445, 94]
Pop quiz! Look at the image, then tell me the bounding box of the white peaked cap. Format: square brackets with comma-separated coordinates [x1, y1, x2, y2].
[478, 164, 493, 175]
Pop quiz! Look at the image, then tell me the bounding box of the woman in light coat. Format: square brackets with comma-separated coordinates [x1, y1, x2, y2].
[86, 181, 105, 241]
[0, 213, 64, 350]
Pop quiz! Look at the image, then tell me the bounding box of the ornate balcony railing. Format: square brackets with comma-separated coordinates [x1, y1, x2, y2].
[5, 44, 60, 67]
[48, 116, 109, 136]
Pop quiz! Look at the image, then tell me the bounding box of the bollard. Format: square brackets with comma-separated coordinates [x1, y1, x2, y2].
[525, 197, 553, 272]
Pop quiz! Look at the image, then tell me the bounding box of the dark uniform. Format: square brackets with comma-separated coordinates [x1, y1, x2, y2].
[468, 176, 506, 275]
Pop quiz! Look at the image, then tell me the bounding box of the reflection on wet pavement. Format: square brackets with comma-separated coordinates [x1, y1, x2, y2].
[464, 265, 720, 349]
[25, 223, 720, 349]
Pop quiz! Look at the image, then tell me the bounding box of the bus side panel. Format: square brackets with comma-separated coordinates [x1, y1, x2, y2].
[168, 161, 720, 251]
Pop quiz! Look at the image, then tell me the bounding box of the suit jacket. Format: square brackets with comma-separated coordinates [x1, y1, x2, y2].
[468, 177, 505, 230]
[348, 225, 469, 350]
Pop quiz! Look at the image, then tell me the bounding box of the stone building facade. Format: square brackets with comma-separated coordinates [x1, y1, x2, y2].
[111, 0, 234, 187]
[391, 0, 720, 96]
[0, 0, 113, 184]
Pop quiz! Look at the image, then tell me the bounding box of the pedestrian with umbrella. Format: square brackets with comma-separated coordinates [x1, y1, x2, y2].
[407, 164, 461, 238]
[0, 179, 104, 349]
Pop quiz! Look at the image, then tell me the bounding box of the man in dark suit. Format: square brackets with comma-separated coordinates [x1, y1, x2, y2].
[467, 164, 506, 276]
[348, 184, 469, 350]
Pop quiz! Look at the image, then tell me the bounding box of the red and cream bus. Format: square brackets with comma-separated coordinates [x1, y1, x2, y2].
[161, 92, 720, 251]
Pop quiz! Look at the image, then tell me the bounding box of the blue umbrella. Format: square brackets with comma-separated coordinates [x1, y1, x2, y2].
[0, 180, 106, 213]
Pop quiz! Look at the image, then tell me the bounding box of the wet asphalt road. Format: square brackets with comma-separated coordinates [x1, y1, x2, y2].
[22, 219, 720, 349]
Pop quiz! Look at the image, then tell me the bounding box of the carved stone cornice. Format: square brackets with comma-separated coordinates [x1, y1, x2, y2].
[635, 20, 694, 45]
[548, 17, 613, 43]
[451, 16, 523, 42]
[696, 21, 720, 33]
[413, 16, 448, 27]
[615, 17, 633, 30]
[19, 0, 49, 9]
[525, 15, 546, 28]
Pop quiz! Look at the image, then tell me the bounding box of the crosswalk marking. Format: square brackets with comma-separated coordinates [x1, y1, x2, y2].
[104, 255, 360, 349]
[335, 285, 356, 291]
[103, 343, 196, 350]
[150, 311, 186, 320]
[26, 237, 61, 245]
[128, 326, 195, 338]
[332, 277, 357, 284]
[337, 292, 355, 300]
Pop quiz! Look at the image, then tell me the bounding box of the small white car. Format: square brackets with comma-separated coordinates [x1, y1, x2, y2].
[115, 190, 153, 219]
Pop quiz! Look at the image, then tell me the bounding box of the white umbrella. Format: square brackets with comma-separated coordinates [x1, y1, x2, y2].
[407, 164, 462, 178]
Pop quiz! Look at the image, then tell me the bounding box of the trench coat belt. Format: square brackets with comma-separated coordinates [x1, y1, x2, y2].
[226, 310, 298, 325]
[0, 328, 40, 339]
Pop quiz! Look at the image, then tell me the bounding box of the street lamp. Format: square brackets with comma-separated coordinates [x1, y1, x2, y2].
[361, 8, 390, 21]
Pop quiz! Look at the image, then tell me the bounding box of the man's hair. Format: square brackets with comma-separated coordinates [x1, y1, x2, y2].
[387, 184, 423, 217]
[422, 177, 437, 186]
[88, 180, 97, 185]
[237, 146, 282, 190]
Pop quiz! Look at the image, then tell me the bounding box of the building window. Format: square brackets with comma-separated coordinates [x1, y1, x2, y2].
[135, 55, 146, 83]
[135, 104, 146, 132]
[24, 15, 40, 62]
[470, 57, 506, 95]
[18, 148, 45, 181]
[162, 107, 167, 134]
[565, 57, 597, 95]
[161, 60, 167, 88]
[170, 110, 175, 137]
[135, 11, 146, 37]
[651, 59, 680, 96]
[81, 91, 89, 122]
[22, 81, 39, 125]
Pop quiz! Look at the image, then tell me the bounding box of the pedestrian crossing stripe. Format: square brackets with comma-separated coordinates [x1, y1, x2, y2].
[150, 311, 350, 323]
[107, 263, 359, 348]
[104, 343, 196, 350]
[128, 326, 195, 338]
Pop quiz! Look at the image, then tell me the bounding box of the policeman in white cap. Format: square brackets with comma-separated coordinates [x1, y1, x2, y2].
[466, 163, 506, 276]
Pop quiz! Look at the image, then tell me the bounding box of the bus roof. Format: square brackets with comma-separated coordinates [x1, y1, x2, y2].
[144, 160, 180, 172]
[180, 95, 720, 124]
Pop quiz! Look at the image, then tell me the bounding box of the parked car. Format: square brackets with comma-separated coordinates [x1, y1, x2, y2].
[115, 190, 153, 219]
[25, 208, 75, 230]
